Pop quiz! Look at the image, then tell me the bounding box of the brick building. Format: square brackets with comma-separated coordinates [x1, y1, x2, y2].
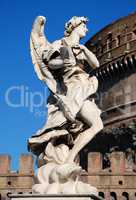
[0, 155, 34, 200]
[1, 12, 136, 200]
[82, 12, 136, 199]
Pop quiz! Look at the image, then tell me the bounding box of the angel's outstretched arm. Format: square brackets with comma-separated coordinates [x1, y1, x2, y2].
[84, 48, 99, 68]
[77, 44, 99, 69]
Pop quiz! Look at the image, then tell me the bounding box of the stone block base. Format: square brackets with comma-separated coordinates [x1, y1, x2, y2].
[8, 194, 103, 200]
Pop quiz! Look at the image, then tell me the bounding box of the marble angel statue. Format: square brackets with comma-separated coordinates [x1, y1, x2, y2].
[28, 16, 103, 195]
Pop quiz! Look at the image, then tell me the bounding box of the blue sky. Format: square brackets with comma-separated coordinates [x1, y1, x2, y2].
[0, 0, 136, 170]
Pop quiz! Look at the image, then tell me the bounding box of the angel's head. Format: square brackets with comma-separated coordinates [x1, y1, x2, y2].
[64, 16, 88, 38]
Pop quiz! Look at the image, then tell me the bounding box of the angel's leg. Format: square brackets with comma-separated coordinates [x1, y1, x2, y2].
[66, 100, 103, 163]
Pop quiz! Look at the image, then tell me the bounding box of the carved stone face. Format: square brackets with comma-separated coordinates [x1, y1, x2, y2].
[74, 23, 88, 38]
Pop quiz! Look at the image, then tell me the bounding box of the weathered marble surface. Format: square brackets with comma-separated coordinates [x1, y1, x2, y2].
[28, 16, 103, 195]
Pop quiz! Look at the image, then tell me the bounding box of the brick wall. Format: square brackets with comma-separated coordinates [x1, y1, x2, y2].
[86, 12, 136, 129]
[0, 152, 135, 200]
[81, 151, 136, 200]
[0, 154, 34, 200]
[86, 12, 136, 67]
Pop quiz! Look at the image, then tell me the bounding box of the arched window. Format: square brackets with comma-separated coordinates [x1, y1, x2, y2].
[133, 29, 136, 37]
[7, 192, 12, 199]
[107, 32, 112, 50]
[99, 192, 105, 198]
[122, 192, 129, 200]
[106, 32, 112, 60]
[117, 35, 121, 46]
[110, 192, 117, 200]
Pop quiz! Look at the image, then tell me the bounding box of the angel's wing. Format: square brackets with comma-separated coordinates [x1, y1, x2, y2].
[30, 16, 76, 122]
[30, 16, 57, 94]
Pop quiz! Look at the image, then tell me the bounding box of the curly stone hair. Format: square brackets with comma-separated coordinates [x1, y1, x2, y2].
[64, 16, 88, 37]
